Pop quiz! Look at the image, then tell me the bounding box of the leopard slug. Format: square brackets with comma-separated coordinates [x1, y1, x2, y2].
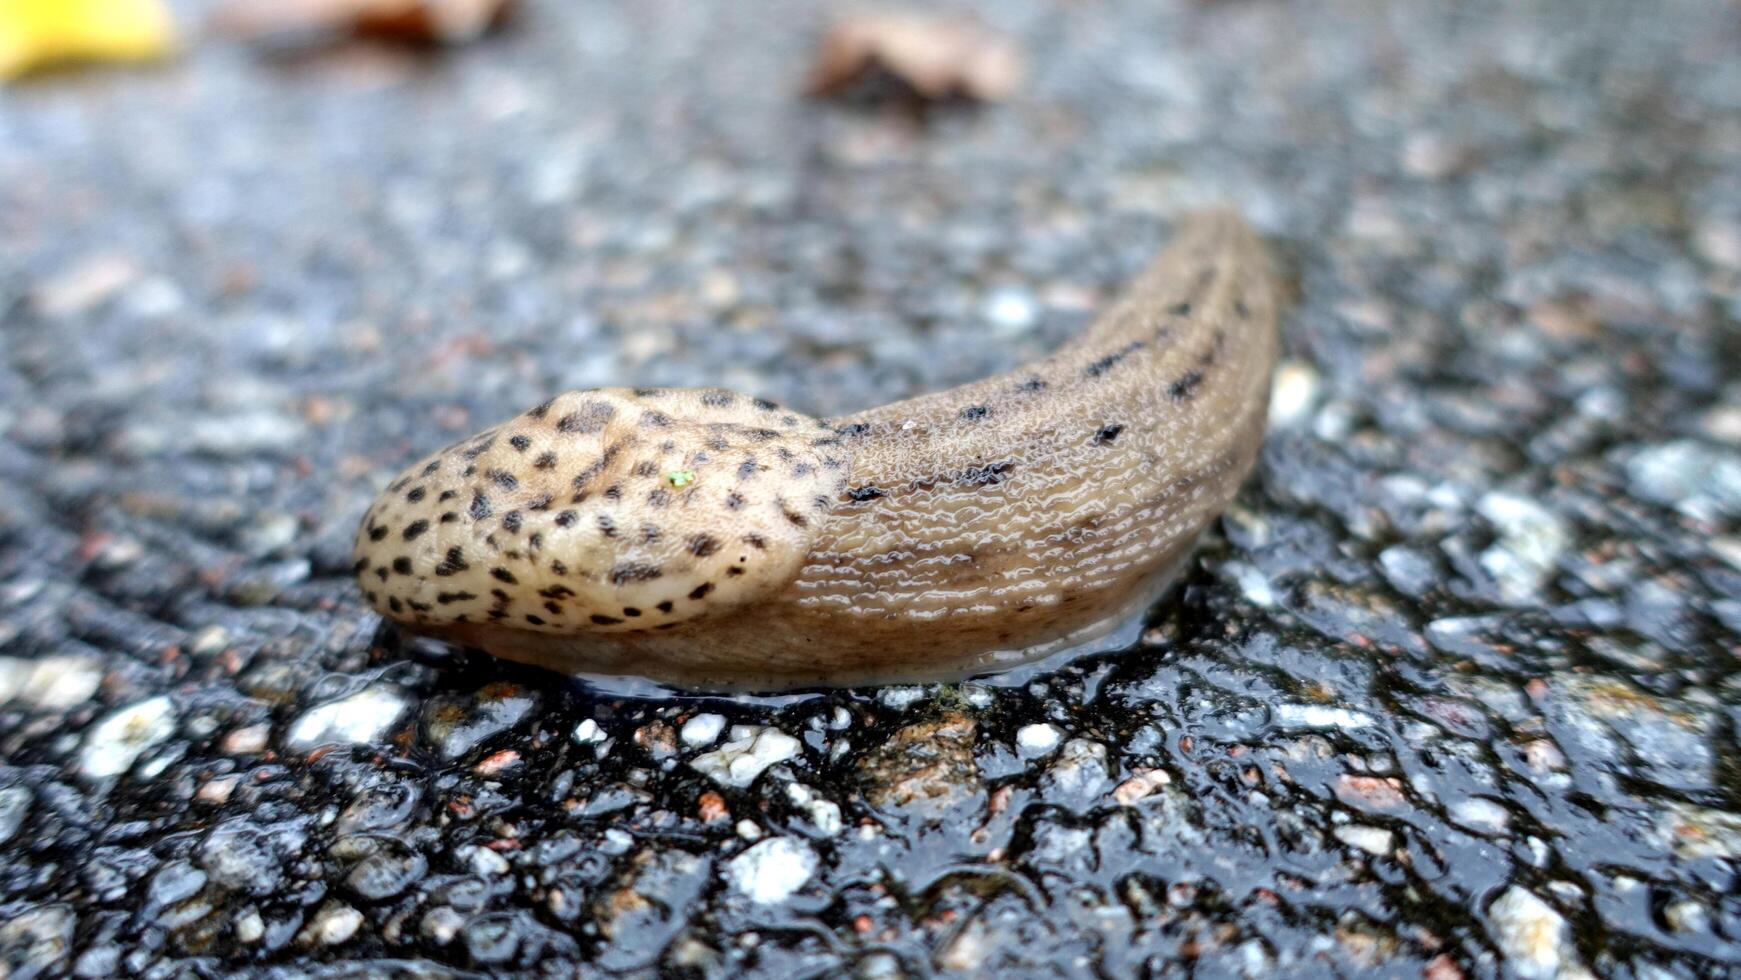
[353, 210, 1280, 689]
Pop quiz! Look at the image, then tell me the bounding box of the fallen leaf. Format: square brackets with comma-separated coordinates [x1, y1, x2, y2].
[805, 8, 1023, 104]
[0, 0, 175, 80]
[212, 0, 513, 48]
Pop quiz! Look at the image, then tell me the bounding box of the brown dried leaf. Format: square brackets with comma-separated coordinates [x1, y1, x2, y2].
[212, 0, 513, 47]
[806, 8, 1023, 104]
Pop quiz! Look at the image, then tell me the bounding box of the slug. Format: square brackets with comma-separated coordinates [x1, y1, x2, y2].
[353, 210, 1280, 690]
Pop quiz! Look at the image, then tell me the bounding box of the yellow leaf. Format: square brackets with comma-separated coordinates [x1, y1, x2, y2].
[0, 0, 175, 80]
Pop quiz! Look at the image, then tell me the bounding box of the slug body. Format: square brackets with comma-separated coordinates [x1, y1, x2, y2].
[354, 211, 1280, 689]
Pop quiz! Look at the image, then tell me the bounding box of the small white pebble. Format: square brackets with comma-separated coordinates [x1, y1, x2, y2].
[1272, 704, 1375, 731]
[1268, 360, 1321, 429]
[690, 726, 800, 789]
[421, 907, 464, 945]
[878, 686, 928, 710]
[983, 287, 1039, 333]
[1015, 723, 1063, 758]
[1333, 825, 1394, 856]
[15, 656, 103, 709]
[726, 838, 817, 904]
[572, 719, 606, 744]
[303, 904, 363, 946]
[234, 910, 265, 944]
[460, 845, 510, 877]
[735, 820, 763, 841]
[680, 713, 726, 748]
[1452, 797, 1511, 834]
[196, 775, 240, 805]
[80, 696, 177, 779]
[286, 686, 407, 751]
[221, 724, 271, 755]
[785, 783, 843, 836]
[1489, 886, 1579, 979]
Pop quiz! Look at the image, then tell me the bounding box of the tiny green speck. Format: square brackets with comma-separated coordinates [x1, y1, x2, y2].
[666, 470, 697, 488]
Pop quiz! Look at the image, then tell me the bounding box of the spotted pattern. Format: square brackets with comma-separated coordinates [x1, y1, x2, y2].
[355, 387, 847, 635]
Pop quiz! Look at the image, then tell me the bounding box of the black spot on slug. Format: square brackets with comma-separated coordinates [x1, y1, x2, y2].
[406, 487, 426, 502]
[534, 452, 557, 470]
[403, 520, 429, 540]
[610, 563, 663, 585]
[846, 485, 885, 502]
[689, 582, 715, 600]
[1095, 424, 1125, 445]
[959, 405, 992, 421]
[1085, 340, 1146, 378]
[556, 402, 615, 434]
[688, 534, 720, 557]
[554, 511, 577, 528]
[436, 547, 469, 576]
[1017, 377, 1048, 392]
[492, 567, 518, 584]
[392, 557, 412, 574]
[1168, 369, 1205, 401]
[470, 492, 492, 520]
[509, 435, 531, 451]
[836, 422, 871, 438]
[486, 469, 518, 490]
[368, 525, 387, 542]
[437, 591, 477, 604]
[591, 614, 622, 626]
[502, 512, 522, 533]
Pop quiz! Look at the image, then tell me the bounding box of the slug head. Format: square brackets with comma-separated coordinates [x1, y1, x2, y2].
[354, 388, 849, 636]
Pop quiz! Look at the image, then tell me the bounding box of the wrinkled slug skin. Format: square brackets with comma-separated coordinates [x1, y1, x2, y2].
[354, 210, 1281, 689]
